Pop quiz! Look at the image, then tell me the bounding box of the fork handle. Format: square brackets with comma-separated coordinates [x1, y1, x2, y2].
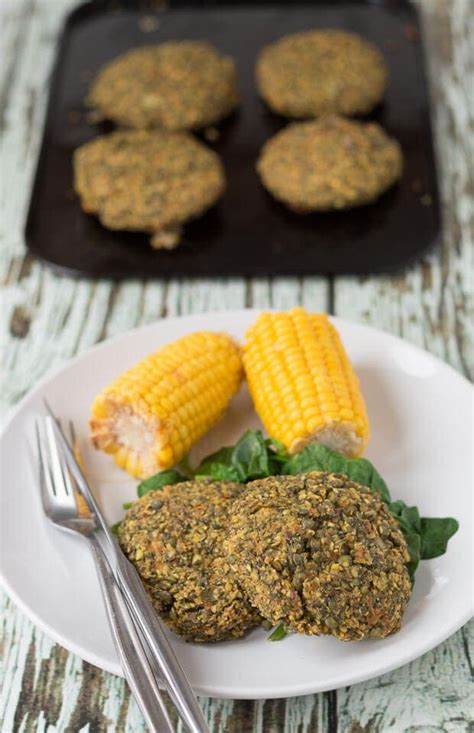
[114, 549, 209, 733]
[89, 538, 175, 733]
[49, 417, 208, 733]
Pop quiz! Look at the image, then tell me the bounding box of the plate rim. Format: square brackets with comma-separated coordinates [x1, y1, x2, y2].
[1, 308, 473, 698]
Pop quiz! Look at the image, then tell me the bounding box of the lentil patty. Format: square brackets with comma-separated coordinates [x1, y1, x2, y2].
[73, 129, 225, 249]
[224, 472, 411, 641]
[257, 30, 387, 118]
[118, 480, 260, 642]
[257, 116, 403, 211]
[88, 42, 239, 131]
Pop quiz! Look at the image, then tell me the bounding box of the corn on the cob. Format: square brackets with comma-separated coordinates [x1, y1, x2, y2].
[90, 331, 243, 479]
[243, 308, 369, 457]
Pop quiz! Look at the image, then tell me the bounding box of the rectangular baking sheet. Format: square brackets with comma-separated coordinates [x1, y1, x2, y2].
[25, 0, 440, 278]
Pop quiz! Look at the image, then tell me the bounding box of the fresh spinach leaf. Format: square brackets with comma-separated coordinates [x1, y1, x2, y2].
[388, 500, 422, 534]
[194, 446, 234, 476]
[419, 517, 459, 560]
[231, 430, 274, 480]
[387, 502, 458, 575]
[137, 469, 187, 498]
[268, 623, 287, 641]
[282, 443, 391, 503]
[197, 463, 242, 482]
[391, 513, 421, 581]
[194, 445, 241, 481]
[388, 500, 422, 577]
[110, 521, 122, 535]
[403, 531, 421, 582]
[194, 430, 285, 482]
[265, 437, 289, 473]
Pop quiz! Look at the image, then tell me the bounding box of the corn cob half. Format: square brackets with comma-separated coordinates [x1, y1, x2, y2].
[90, 331, 243, 479]
[243, 308, 369, 457]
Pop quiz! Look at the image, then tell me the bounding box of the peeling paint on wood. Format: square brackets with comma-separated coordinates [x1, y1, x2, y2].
[9, 305, 30, 338]
[1, 0, 472, 731]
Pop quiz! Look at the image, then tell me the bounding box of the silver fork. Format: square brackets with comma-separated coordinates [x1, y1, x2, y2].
[44, 405, 209, 733]
[35, 416, 175, 733]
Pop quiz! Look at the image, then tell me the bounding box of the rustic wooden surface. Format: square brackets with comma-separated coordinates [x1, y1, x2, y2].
[1, 0, 473, 730]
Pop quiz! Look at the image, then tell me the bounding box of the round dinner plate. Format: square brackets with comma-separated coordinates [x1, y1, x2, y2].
[1, 310, 473, 699]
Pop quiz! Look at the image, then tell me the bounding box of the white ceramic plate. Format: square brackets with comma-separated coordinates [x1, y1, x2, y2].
[1, 310, 473, 699]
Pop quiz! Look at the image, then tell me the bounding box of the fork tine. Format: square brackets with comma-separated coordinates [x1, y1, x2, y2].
[42, 400, 77, 499]
[34, 419, 52, 512]
[44, 412, 112, 539]
[43, 397, 56, 420]
[55, 418, 76, 499]
[47, 415, 103, 521]
[44, 417, 76, 509]
[45, 418, 62, 498]
[36, 418, 63, 507]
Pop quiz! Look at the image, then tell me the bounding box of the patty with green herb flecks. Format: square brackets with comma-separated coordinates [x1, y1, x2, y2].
[73, 129, 225, 249]
[224, 472, 411, 641]
[88, 42, 239, 131]
[118, 480, 260, 642]
[257, 29, 387, 118]
[257, 116, 402, 212]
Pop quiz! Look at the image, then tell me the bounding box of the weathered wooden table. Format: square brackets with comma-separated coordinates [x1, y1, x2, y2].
[1, 0, 472, 730]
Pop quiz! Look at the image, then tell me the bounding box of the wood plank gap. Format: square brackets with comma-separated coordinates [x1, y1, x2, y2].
[159, 279, 170, 317]
[327, 277, 335, 316]
[98, 283, 119, 343]
[460, 625, 474, 678]
[325, 689, 338, 733]
[69, 281, 99, 355]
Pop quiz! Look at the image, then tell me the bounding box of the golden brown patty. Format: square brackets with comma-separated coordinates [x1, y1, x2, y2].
[118, 481, 260, 642]
[224, 472, 411, 641]
[73, 129, 225, 249]
[257, 116, 403, 211]
[257, 29, 387, 118]
[88, 42, 239, 130]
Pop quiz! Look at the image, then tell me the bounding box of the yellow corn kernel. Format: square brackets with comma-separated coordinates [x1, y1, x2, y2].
[90, 331, 243, 479]
[243, 308, 369, 457]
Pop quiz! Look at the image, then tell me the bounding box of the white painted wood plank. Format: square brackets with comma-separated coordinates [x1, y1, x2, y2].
[334, 0, 474, 379]
[0, 0, 77, 270]
[248, 277, 329, 311]
[0, 0, 471, 731]
[164, 278, 246, 317]
[333, 0, 474, 729]
[336, 621, 474, 732]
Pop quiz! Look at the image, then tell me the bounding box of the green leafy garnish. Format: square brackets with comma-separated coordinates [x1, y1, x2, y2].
[388, 502, 421, 547]
[265, 437, 290, 474]
[388, 501, 422, 580]
[384, 500, 459, 576]
[137, 469, 187, 497]
[122, 502, 133, 510]
[110, 521, 122, 535]
[419, 517, 459, 559]
[194, 446, 240, 482]
[283, 443, 391, 504]
[268, 623, 287, 641]
[388, 500, 421, 532]
[195, 430, 289, 483]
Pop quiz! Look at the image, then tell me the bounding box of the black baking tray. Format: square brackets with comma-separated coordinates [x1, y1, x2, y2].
[25, 0, 440, 278]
